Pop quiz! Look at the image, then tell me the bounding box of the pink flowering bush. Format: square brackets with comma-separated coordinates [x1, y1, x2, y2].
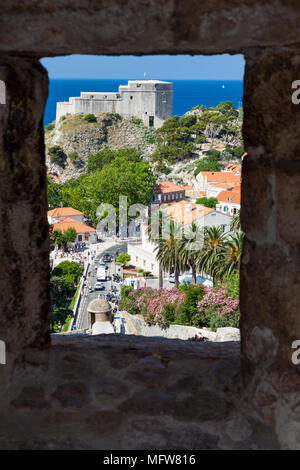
[194, 286, 240, 330]
[120, 284, 239, 330]
[125, 287, 185, 328]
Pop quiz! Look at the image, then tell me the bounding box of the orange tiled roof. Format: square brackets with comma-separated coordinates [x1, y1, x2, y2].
[208, 182, 237, 190]
[200, 171, 241, 184]
[232, 183, 241, 192]
[164, 200, 214, 225]
[48, 207, 83, 218]
[52, 217, 96, 234]
[217, 191, 241, 205]
[155, 181, 185, 194]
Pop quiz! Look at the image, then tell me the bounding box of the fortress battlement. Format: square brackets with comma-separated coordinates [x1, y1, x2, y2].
[56, 80, 173, 128]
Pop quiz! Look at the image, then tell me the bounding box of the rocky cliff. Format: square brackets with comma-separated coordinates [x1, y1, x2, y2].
[45, 113, 156, 182]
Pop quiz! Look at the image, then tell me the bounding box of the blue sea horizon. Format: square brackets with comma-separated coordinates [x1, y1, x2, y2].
[44, 79, 244, 126]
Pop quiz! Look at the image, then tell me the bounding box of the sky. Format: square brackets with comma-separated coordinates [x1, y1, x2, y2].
[41, 54, 245, 80]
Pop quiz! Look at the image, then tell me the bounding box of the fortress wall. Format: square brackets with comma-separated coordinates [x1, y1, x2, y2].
[56, 101, 73, 121]
[55, 81, 173, 127]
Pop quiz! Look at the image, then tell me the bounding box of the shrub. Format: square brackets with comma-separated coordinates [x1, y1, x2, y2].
[68, 151, 79, 162]
[44, 122, 55, 132]
[83, 113, 97, 123]
[131, 117, 142, 126]
[116, 253, 131, 266]
[193, 286, 240, 330]
[196, 197, 218, 208]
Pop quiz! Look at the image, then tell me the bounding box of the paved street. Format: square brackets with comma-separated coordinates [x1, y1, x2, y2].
[75, 240, 127, 331]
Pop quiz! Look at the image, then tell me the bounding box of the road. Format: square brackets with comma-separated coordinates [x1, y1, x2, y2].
[75, 240, 127, 331]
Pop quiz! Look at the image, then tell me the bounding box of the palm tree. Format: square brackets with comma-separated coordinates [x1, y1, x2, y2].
[215, 231, 244, 280]
[197, 225, 225, 283]
[178, 222, 204, 284]
[230, 210, 241, 232]
[146, 209, 166, 288]
[155, 218, 184, 288]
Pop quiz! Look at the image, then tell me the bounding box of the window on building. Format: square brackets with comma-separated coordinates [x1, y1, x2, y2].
[136, 256, 139, 262]
[130, 96, 133, 100]
[143, 260, 146, 266]
[149, 116, 154, 127]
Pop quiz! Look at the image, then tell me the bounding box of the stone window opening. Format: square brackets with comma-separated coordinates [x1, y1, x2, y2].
[0, 7, 298, 448]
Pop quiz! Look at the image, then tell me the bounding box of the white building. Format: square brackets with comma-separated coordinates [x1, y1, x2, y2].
[56, 80, 173, 128]
[127, 200, 232, 277]
[216, 190, 241, 215]
[48, 207, 84, 225]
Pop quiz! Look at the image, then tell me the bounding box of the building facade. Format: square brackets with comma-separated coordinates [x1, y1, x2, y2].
[152, 181, 186, 205]
[56, 80, 173, 128]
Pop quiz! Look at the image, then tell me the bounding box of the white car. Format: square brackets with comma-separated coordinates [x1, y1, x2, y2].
[169, 273, 175, 283]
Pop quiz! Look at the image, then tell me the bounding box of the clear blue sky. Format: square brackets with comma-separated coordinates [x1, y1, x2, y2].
[41, 54, 244, 80]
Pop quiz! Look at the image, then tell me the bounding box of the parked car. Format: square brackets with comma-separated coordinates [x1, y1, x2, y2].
[103, 254, 112, 263]
[94, 282, 105, 290]
[169, 273, 175, 283]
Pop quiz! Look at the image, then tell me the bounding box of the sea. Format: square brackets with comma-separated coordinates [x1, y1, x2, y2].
[44, 79, 243, 126]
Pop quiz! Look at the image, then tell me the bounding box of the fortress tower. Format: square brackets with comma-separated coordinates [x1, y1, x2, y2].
[56, 80, 173, 128]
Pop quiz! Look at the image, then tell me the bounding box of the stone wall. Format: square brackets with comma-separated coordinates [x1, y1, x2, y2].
[122, 311, 240, 342]
[0, 335, 280, 450]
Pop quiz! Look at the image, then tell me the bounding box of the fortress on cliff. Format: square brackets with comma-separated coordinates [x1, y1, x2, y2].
[56, 80, 173, 128]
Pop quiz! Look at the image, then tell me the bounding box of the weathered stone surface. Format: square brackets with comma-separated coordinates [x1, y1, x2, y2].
[12, 386, 50, 409]
[95, 377, 129, 399]
[0, 0, 299, 451]
[0, 58, 50, 353]
[0, 1, 300, 56]
[215, 328, 240, 342]
[51, 382, 90, 409]
[225, 414, 253, 442]
[124, 418, 219, 450]
[175, 390, 229, 422]
[121, 390, 175, 416]
[84, 410, 123, 436]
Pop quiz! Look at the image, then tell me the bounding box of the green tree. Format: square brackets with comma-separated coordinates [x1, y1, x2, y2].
[83, 113, 97, 123]
[47, 176, 62, 209]
[116, 253, 131, 266]
[178, 222, 204, 284]
[48, 145, 66, 167]
[87, 148, 116, 173]
[51, 229, 64, 247]
[214, 231, 244, 280]
[196, 197, 218, 208]
[230, 210, 241, 231]
[155, 218, 184, 288]
[197, 226, 225, 283]
[62, 227, 77, 251]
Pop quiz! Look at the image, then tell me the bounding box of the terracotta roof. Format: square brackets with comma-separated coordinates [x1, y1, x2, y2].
[208, 182, 237, 190]
[48, 207, 83, 217]
[199, 171, 241, 184]
[217, 191, 241, 204]
[164, 200, 214, 225]
[52, 217, 96, 234]
[155, 181, 185, 194]
[232, 183, 241, 192]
